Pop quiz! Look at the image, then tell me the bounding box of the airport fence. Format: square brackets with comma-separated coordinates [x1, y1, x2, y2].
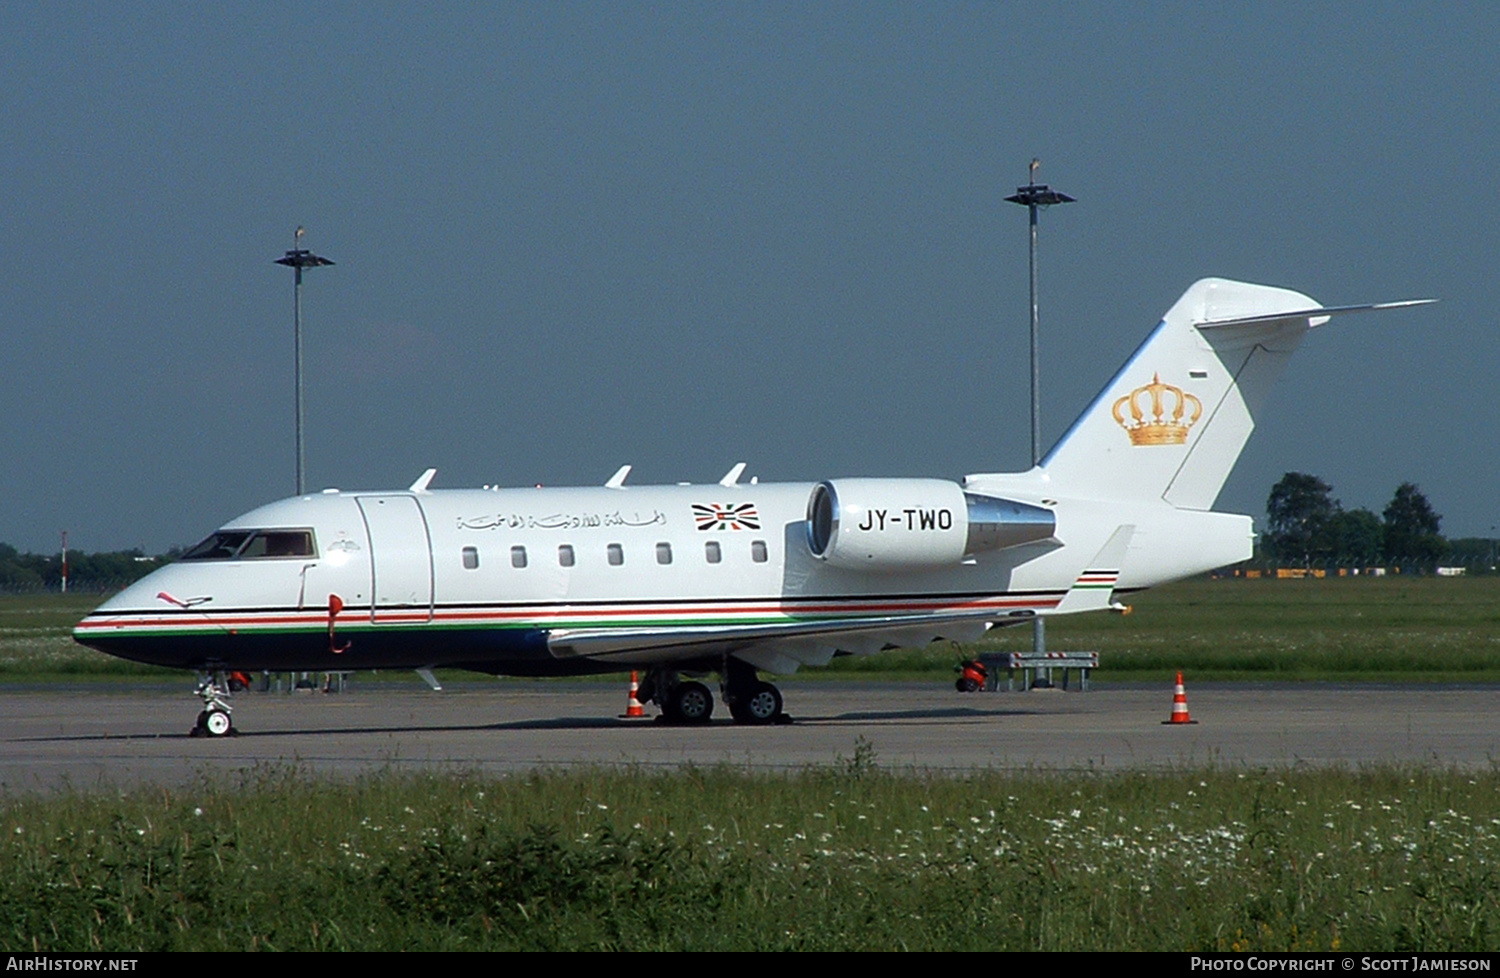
[1221, 557, 1499, 579]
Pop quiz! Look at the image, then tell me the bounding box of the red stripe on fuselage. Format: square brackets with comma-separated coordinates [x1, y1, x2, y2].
[76, 593, 1063, 633]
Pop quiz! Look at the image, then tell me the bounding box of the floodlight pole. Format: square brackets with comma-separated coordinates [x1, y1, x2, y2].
[274, 227, 335, 496]
[1005, 160, 1074, 655]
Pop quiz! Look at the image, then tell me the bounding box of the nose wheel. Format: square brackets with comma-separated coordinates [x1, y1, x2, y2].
[190, 671, 236, 737]
[195, 708, 233, 737]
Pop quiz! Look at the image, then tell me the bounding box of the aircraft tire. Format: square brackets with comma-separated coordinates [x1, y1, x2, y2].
[667, 681, 714, 724]
[730, 681, 782, 725]
[203, 709, 233, 737]
[955, 677, 980, 693]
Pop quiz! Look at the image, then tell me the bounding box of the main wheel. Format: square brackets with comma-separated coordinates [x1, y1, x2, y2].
[203, 709, 233, 737]
[731, 681, 783, 725]
[667, 681, 714, 724]
[956, 677, 980, 693]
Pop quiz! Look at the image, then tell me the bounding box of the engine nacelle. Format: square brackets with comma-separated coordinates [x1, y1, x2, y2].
[806, 478, 1055, 571]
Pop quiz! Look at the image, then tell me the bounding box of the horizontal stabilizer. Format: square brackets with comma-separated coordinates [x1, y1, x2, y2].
[1197, 298, 1435, 331]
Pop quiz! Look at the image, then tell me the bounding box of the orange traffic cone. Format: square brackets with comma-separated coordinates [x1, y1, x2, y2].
[622, 671, 646, 718]
[1162, 671, 1197, 725]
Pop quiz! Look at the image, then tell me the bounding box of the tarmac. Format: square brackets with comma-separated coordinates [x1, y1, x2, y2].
[2, 679, 1498, 791]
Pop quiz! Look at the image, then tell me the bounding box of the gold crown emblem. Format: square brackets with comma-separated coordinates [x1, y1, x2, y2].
[1112, 373, 1202, 446]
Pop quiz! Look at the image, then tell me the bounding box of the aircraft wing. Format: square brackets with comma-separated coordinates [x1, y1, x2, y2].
[544, 603, 1027, 669]
[547, 525, 1135, 671]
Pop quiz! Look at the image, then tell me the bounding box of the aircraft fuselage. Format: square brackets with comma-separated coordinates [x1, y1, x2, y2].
[73, 477, 1249, 676]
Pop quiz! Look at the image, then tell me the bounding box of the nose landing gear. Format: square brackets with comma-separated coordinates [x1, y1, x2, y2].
[190, 671, 236, 737]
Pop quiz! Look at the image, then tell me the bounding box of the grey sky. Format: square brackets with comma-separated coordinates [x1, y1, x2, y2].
[1, 3, 1493, 553]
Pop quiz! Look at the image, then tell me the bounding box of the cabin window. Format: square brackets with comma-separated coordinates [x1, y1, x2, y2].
[607, 543, 624, 566]
[558, 544, 575, 567]
[511, 546, 528, 568]
[462, 546, 479, 570]
[656, 542, 673, 565]
[751, 540, 768, 563]
[704, 541, 722, 564]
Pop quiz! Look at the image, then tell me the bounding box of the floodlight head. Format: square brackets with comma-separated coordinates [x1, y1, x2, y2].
[1004, 184, 1076, 208]
[275, 249, 335, 270]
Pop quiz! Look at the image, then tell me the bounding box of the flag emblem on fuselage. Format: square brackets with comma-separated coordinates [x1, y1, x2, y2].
[693, 503, 760, 531]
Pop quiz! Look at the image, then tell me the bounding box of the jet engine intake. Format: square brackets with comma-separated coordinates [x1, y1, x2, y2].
[806, 479, 1054, 571]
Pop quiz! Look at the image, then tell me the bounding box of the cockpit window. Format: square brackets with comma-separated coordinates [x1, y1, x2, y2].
[180, 531, 253, 561]
[180, 529, 316, 561]
[240, 530, 316, 558]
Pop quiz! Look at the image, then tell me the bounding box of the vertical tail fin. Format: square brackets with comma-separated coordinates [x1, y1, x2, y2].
[1041, 278, 1328, 509]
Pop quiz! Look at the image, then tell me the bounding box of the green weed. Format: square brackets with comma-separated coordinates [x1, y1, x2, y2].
[2, 765, 1497, 950]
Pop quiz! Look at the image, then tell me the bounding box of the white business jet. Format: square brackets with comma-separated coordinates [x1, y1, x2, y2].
[74, 279, 1430, 735]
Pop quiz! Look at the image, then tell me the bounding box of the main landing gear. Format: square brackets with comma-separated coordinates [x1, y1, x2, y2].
[637, 659, 789, 726]
[189, 670, 236, 738]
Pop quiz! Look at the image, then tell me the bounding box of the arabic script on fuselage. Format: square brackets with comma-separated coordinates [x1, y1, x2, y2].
[456, 510, 667, 532]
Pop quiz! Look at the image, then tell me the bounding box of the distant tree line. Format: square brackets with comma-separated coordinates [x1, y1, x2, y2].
[1260, 473, 1471, 570]
[0, 543, 177, 592]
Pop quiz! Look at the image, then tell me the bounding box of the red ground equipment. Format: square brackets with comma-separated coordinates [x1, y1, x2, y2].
[955, 658, 988, 692]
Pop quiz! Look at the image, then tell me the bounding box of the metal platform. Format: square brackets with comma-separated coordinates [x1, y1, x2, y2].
[981, 651, 1099, 691]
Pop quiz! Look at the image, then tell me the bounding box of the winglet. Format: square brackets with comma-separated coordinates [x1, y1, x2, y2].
[1051, 525, 1134, 615]
[719, 462, 747, 487]
[408, 468, 437, 493]
[605, 465, 632, 489]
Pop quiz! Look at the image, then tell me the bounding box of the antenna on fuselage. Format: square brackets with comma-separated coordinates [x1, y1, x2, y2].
[605, 465, 632, 489]
[408, 468, 436, 493]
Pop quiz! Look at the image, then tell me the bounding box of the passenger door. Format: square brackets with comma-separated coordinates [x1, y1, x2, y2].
[356, 495, 434, 624]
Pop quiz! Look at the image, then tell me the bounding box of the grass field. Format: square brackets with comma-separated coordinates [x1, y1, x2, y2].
[3, 763, 1496, 951]
[831, 575, 1500, 682]
[8, 576, 1500, 682]
[0, 594, 172, 678]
